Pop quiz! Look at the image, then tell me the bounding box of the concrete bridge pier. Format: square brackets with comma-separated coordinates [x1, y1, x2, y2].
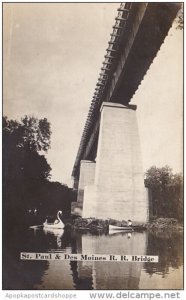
[72, 160, 95, 216]
[83, 102, 149, 223]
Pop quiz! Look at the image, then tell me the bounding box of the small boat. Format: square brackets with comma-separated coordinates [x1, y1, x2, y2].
[109, 224, 134, 232]
[43, 210, 64, 229]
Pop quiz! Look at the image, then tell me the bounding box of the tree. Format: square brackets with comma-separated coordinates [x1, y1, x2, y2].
[36, 181, 76, 218]
[3, 115, 75, 228]
[3, 115, 52, 228]
[3, 115, 51, 182]
[3, 115, 51, 152]
[167, 173, 183, 221]
[175, 5, 183, 30]
[145, 166, 183, 221]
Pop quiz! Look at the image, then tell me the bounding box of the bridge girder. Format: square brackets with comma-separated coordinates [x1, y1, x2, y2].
[72, 2, 181, 180]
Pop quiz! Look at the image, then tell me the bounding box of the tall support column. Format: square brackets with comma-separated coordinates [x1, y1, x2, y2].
[72, 160, 95, 216]
[83, 102, 148, 223]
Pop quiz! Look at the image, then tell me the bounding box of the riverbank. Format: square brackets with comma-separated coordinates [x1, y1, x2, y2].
[69, 216, 183, 233]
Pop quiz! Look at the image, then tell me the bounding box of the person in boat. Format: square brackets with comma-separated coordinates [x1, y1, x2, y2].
[127, 220, 132, 226]
[45, 217, 50, 224]
[54, 219, 60, 224]
[43, 211, 64, 229]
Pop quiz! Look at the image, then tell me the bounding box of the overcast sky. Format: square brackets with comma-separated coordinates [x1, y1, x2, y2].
[3, 3, 183, 185]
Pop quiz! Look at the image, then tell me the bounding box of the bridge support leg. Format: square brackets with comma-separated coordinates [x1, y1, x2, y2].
[83, 102, 149, 223]
[71, 160, 96, 216]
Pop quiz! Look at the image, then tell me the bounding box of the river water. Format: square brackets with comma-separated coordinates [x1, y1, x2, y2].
[3, 227, 183, 290]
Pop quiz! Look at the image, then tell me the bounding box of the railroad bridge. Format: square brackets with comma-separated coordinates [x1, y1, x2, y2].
[71, 3, 181, 222]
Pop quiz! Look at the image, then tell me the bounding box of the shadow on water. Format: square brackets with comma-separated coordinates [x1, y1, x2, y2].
[3, 227, 48, 289]
[2, 227, 183, 290]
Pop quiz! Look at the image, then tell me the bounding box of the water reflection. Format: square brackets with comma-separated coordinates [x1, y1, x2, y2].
[79, 232, 147, 289]
[70, 232, 94, 290]
[145, 231, 183, 275]
[34, 228, 75, 289]
[140, 230, 183, 289]
[43, 228, 64, 248]
[3, 227, 183, 290]
[3, 228, 48, 289]
[70, 260, 94, 290]
[144, 232, 183, 288]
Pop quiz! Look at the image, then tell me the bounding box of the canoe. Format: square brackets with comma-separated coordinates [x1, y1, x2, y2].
[109, 224, 134, 232]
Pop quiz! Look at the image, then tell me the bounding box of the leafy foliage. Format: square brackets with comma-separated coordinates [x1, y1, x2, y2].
[145, 166, 183, 221]
[3, 115, 75, 228]
[3, 115, 51, 152]
[3, 115, 52, 227]
[3, 116, 51, 182]
[175, 5, 183, 30]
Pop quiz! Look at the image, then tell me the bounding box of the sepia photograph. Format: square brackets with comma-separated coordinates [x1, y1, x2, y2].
[2, 2, 183, 291]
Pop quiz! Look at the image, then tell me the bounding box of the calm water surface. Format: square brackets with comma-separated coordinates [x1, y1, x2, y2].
[3, 227, 183, 290]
